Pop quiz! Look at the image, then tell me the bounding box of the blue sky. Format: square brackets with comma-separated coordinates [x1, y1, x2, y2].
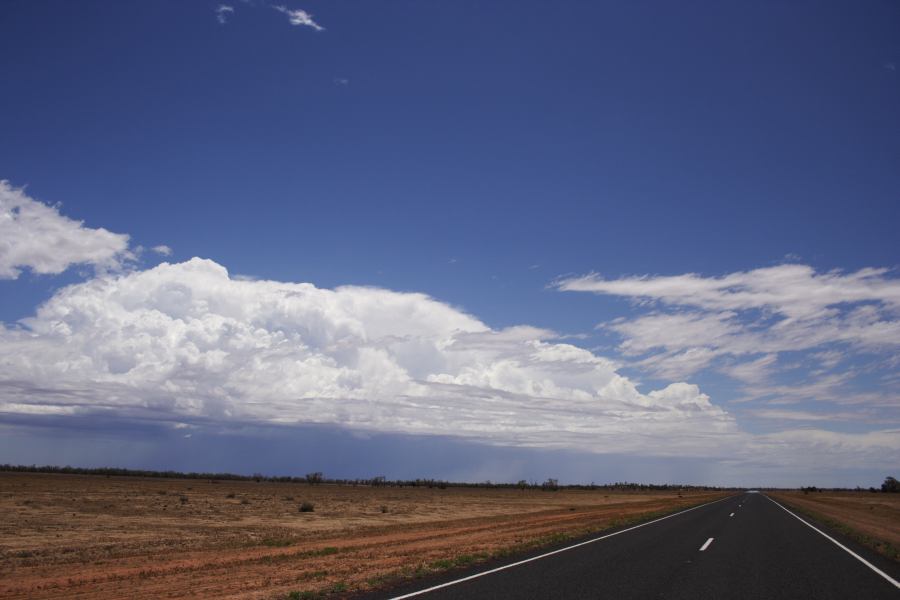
[1, 1, 898, 487]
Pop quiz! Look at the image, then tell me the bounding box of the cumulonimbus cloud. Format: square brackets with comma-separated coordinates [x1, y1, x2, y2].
[0, 258, 738, 456]
[0, 181, 131, 279]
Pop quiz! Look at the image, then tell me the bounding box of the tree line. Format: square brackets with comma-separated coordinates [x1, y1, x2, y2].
[0, 464, 735, 490]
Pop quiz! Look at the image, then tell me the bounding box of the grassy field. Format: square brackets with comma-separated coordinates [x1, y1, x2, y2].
[0, 472, 726, 599]
[769, 490, 900, 562]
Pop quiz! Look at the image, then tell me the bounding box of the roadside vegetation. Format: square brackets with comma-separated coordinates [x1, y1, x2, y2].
[0, 469, 728, 599]
[770, 476, 900, 563]
[0, 464, 729, 492]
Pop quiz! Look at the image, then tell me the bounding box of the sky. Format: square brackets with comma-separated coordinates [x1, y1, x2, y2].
[1, 1, 899, 487]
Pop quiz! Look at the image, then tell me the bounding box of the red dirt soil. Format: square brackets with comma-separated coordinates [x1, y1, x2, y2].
[0, 472, 726, 599]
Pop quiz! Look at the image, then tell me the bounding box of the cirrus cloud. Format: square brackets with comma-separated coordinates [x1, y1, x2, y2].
[558, 265, 900, 383]
[272, 5, 324, 31]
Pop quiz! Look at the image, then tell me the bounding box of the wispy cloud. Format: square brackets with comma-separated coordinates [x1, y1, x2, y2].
[746, 408, 894, 423]
[272, 5, 324, 31]
[215, 4, 234, 25]
[559, 264, 900, 381]
[212, 3, 325, 32]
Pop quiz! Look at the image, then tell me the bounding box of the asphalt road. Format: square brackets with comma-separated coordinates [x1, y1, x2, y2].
[362, 493, 900, 599]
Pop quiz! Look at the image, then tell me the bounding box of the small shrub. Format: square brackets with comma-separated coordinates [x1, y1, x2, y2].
[240, 498, 250, 505]
[455, 554, 478, 566]
[179, 495, 189, 504]
[299, 501, 314, 512]
[380, 505, 389, 513]
[429, 559, 453, 570]
[226, 492, 236, 499]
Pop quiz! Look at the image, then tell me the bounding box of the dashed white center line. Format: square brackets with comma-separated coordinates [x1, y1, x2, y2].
[729, 512, 735, 517]
[386, 496, 732, 600]
[700, 537, 714, 552]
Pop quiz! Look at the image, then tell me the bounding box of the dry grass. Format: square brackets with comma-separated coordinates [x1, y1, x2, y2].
[769, 490, 900, 562]
[0, 472, 726, 599]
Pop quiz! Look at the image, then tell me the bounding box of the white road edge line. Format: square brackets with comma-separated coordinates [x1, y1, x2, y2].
[764, 495, 900, 590]
[700, 537, 714, 551]
[387, 495, 732, 600]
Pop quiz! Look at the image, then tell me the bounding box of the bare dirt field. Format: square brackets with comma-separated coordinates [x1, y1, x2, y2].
[769, 490, 900, 562]
[0, 472, 725, 599]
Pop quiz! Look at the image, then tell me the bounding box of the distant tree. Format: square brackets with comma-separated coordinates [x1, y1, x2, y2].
[881, 476, 899, 493]
[542, 478, 559, 492]
[370, 475, 386, 487]
[517, 479, 529, 491]
[305, 472, 323, 485]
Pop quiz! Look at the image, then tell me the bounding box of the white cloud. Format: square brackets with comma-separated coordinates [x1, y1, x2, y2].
[215, 4, 235, 24]
[746, 408, 891, 423]
[558, 265, 900, 320]
[0, 184, 896, 475]
[721, 354, 778, 384]
[740, 429, 900, 471]
[0, 258, 737, 457]
[152, 245, 173, 257]
[0, 181, 131, 280]
[272, 5, 324, 31]
[559, 265, 900, 380]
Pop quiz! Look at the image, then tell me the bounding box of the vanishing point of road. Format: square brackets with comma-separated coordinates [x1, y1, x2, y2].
[361, 492, 900, 599]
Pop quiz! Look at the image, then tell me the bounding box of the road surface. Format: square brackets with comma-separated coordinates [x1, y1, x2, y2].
[362, 492, 900, 599]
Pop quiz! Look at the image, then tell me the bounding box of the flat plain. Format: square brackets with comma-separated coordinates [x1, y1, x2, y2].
[769, 490, 900, 562]
[0, 472, 724, 599]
